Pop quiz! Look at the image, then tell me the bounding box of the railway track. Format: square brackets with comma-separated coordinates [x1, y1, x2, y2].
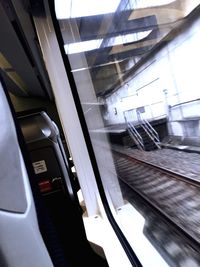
[112, 146, 200, 247]
[120, 181, 200, 265]
[115, 149, 200, 188]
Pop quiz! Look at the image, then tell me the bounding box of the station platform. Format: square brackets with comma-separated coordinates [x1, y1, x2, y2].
[161, 135, 200, 154]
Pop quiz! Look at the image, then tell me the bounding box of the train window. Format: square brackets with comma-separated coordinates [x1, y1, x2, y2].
[53, 0, 200, 266]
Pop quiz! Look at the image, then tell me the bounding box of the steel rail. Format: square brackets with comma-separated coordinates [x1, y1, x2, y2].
[113, 149, 200, 188]
[119, 177, 200, 250]
[112, 148, 200, 247]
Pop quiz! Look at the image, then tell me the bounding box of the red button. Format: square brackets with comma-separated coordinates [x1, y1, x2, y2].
[38, 180, 52, 193]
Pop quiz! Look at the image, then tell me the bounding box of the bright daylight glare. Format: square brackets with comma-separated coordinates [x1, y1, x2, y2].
[55, 0, 121, 19]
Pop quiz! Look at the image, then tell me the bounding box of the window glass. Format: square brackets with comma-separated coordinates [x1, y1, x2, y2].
[55, 1, 200, 266]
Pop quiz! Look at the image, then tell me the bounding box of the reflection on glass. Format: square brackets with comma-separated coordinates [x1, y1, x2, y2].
[55, 0, 200, 266]
[55, 0, 121, 18]
[64, 39, 103, 54]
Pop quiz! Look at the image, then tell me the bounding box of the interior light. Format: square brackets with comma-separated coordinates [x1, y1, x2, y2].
[64, 30, 151, 55]
[55, 0, 121, 19]
[108, 30, 152, 46]
[64, 39, 103, 54]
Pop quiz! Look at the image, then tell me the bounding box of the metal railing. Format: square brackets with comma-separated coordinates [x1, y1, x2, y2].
[124, 116, 145, 150]
[137, 111, 161, 149]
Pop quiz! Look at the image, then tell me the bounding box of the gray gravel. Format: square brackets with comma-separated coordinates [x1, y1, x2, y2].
[112, 146, 200, 245]
[120, 147, 200, 181]
[120, 182, 200, 267]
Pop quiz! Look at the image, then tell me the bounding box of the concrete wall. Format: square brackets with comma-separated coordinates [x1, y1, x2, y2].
[102, 11, 200, 138]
